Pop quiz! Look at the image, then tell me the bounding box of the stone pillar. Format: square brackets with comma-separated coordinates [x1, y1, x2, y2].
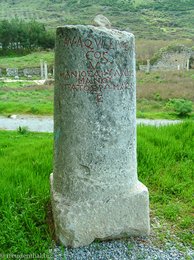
[53, 65, 55, 78]
[44, 61, 48, 80]
[186, 59, 189, 71]
[40, 60, 44, 79]
[146, 59, 150, 73]
[50, 25, 150, 248]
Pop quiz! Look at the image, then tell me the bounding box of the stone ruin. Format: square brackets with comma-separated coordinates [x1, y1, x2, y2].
[0, 63, 52, 79]
[50, 24, 150, 248]
[139, 45, 192, 72]
[6, 68, 18, 77]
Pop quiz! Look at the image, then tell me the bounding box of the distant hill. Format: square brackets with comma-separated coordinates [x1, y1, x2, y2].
[0, 0, 194, 40]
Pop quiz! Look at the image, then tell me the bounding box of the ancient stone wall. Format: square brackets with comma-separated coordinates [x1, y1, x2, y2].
[0, 66, 53, 77]
[151, 52, 191, 71]
[22, 68, 41, 77]
[139, 47, 192, 72]
[6, 68, 18, 77]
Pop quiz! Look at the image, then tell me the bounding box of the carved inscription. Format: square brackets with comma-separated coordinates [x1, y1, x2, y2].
[61, 35, 132, 103]
[63, 36, 129, 50]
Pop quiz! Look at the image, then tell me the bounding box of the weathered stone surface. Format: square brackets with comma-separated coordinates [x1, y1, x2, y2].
[23, 67, 40, 77]
[139, 45, 192, 72]
[6, 68, 18, 77]
[93, 14, 111, 28]
[51, 25, 150, 248]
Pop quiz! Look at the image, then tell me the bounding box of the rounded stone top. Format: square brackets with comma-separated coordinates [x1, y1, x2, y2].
[57, 24, 134, 43]
[93, 14, 111, 28]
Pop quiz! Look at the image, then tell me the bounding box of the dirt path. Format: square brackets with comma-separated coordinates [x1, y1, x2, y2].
[1, 79, 46, 85]
[0, 115, 53, 132]
[0, 115, 182, 133]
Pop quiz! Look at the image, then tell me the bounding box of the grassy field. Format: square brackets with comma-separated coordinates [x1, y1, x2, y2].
[136, 70, 194, 119]
[0, 51, 54, 69]
[0, 70, 193, 119]
[0, 0, 194, 41]
[0, 83, 53, 115]
[0, 122, 193, 255]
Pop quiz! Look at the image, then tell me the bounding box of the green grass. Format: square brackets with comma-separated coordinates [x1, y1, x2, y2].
[137, 99, 194, 120]
[0, 130, 53, 255]
[0, 81, 35, 88]
[0, 122, 193, 254]
[0, 51, 54, 69]
[0, 83, 53, 115]
[137, 122, 194, 246]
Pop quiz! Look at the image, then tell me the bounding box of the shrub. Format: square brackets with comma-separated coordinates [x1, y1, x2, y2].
[166, 98, 193, 116]
[17, 126, 29, 135]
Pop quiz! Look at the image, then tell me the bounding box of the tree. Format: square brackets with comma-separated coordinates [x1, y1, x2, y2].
[0, 18, 55, 52]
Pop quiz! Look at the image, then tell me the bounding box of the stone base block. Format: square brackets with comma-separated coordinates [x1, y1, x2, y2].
[50, 173, 150, 248]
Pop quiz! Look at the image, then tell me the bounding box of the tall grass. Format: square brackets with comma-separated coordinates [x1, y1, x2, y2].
[138, 122, 194, 245]
[0, 122, 193, 254]
[0, 131, 53, 254]
[138, 122, 193, 202]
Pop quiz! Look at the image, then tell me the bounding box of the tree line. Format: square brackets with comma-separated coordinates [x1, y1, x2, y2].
[0, 19, 55, 51]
